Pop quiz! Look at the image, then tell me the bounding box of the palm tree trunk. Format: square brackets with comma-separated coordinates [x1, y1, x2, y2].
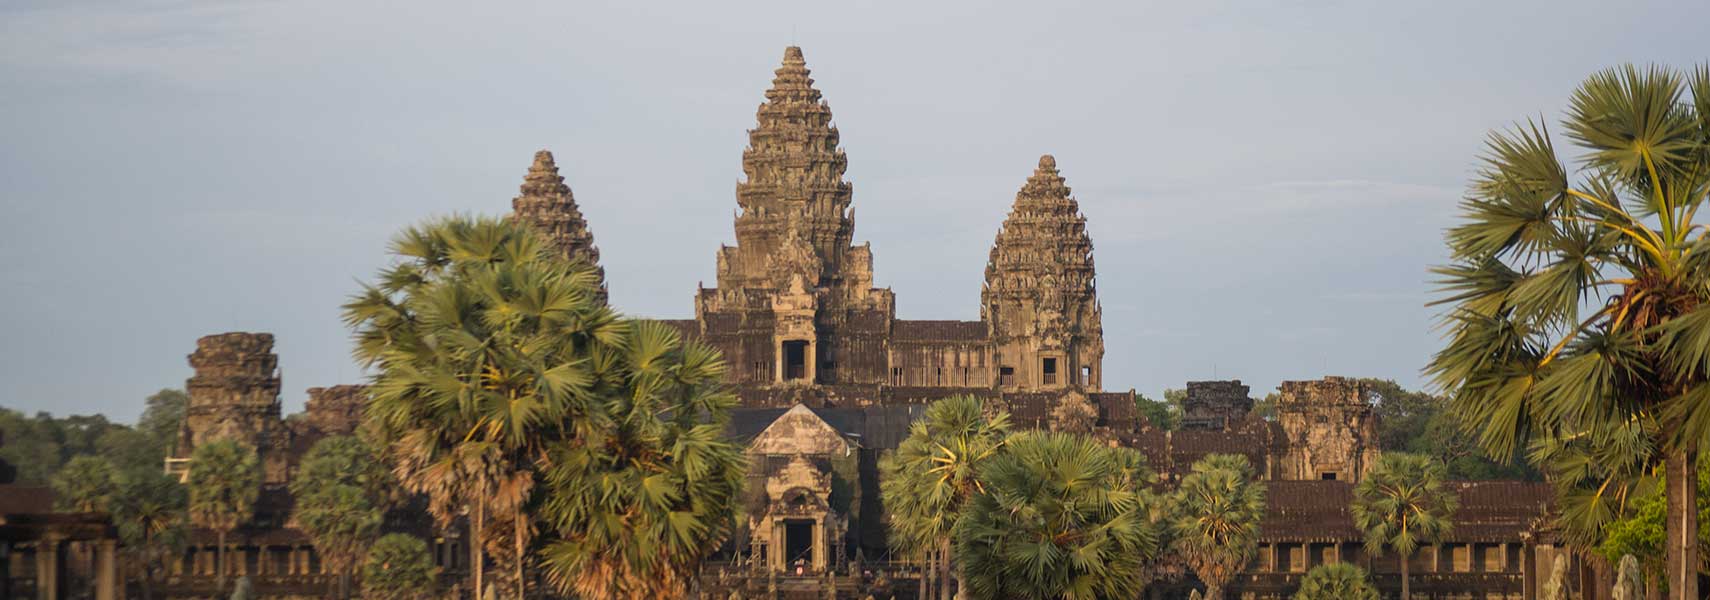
[920, 549, 932, 600]
[1664, 445, 1700, 600]
[1400, 553, 1411, 600]
[473, 501, 485, 600]
[514, 517, 525, 600]
[217, 530, 227, 594]
[1205, 582, 1223, 600]
[938, 537, 951, 600]
[339, 570, 350, 600]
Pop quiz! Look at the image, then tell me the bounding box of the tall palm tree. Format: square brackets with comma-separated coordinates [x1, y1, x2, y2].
[1428, 64, 1710, 597]
[957, 431, 1161, 600]
[879, 395, 1011, 600]
[185, 440, 260, 594]
[113, 467, 187, 600]
[1350, 453, 1456, 600]
[347, 216, 623, 599]
[535, 320, 746, 600]
[1169, 454, 1266, 600]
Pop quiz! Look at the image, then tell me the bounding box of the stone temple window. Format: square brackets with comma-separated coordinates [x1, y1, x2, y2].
[1082, 366, 1093, 386]
[1000, 366, 1015, 387]
[1042, 357, 1058, 385]
[783, 340, 808, 380]
[1320, 472, 1338, 481]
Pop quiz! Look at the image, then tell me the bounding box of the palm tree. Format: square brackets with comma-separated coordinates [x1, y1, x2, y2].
[1169, 454, 1266, 600]
[535, 320, 746, 600]
[347, 216, 623, 599]
[292, 485, 383, 599]
[51, 455, 118, 512]
[53, 456, 118, 599]
[112, 467, 187, 600]
[186, 440, 260, 594]
[1293, 562, 1379, 600]
[879, 395, 1010, 600]
[1427, 64, 1710, 597]
[1350, 453, 1456, 600]
[957, 431, 1161, 600]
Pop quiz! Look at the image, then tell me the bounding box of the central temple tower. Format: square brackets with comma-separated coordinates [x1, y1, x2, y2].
[695, 46, 895, 387]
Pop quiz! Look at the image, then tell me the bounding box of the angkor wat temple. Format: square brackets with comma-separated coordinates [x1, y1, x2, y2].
[2, 47, 1614, 599]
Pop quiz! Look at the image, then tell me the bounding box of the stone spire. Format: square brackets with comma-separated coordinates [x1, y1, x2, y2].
[510, 150, 607, 302]
[713, 46, 870, 297]
[982, 155, 1104, 390]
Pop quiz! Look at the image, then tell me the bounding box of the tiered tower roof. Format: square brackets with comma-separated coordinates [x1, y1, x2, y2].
[511, 150, 607, 302]
[718, 46, 865, 295]
[983, 155, 1099, 311]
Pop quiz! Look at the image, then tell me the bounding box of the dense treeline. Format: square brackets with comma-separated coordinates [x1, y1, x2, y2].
[0, 388, 185, 484]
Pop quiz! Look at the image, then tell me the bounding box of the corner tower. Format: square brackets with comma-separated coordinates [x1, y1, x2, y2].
[511, 149, 607, 303]
[696, 46, 894, 389]
[982, 155, 1105, 391]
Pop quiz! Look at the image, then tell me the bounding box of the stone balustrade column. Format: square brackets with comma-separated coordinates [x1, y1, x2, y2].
[35, 536, 61, 600]
[96, 539, 117, 600]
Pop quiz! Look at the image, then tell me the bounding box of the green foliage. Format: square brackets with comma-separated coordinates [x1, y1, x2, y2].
[347, 215, 744, 600]
[1597, 456, 1710, 580]
[348, 216, 626, 597]
[0, 389, 185, 485]
[187, 439, 260, 592]
[1293, 562, 1379, 600]
[111, 466, 188, 593]
[1352, 453, 1457, 558]
[880, 395, 1011, 553]
[0, 409, 130, 484]
[1135, 392, 1180, 430]
[138, 389, 188, 454]
[957, 431, 1161, 600]
[1169, 454, 1266, 600]
[52, 454, 118, 512]
[187, 440, 260, 532]
[362, 533, 439, 600]
[535, 321, 747, 600]
[291, 436, 388, 597]
[1360, 379, 1537, 480]
[1352, 453, 1456, 600]
[97, 426, 166, 473]
[1428, 64, 1710, 596]
[290, 435, 396, 509]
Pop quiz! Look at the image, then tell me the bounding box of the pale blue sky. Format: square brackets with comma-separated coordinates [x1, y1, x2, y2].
[4, 0, 1707, 420]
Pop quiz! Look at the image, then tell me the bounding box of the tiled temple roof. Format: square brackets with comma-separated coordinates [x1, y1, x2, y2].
[1258, 480, 1555, 544]
[891, 320, 988, 342]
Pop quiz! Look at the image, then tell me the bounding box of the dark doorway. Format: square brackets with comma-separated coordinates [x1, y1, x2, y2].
[784, 519, 814, 567]
[783, 341, 808, 380]
[1042, 357, 1058, 385]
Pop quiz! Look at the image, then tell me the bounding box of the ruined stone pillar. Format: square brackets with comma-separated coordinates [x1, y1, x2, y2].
[35, 537, 61, 600]
[95, 539, 116, 600]
[811, 517, 826, 572]
[771, 522, 785, 572]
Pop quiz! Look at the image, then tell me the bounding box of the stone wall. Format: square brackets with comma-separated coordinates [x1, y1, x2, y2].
[1180, 380, 1254, 430]
[1275, 376, 1381, 482]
